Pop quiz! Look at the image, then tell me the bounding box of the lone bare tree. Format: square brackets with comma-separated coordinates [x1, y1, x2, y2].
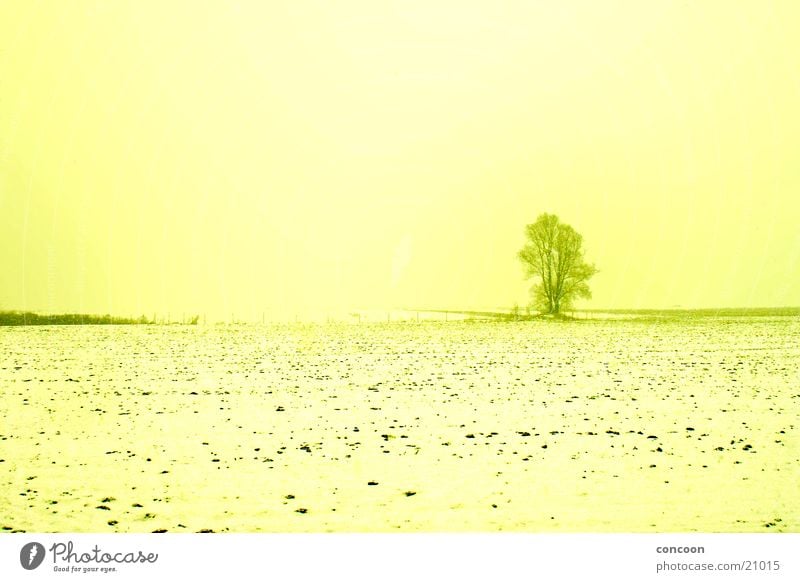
[518, 213, 597, 315]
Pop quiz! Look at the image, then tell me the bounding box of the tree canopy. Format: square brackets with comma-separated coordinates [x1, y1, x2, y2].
[518, 213, 597, 315]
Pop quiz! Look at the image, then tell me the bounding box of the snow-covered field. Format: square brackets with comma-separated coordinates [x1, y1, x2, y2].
[1, 319, 798, 532]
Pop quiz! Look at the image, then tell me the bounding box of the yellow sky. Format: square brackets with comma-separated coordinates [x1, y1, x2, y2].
[1, 1, 799, 320]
